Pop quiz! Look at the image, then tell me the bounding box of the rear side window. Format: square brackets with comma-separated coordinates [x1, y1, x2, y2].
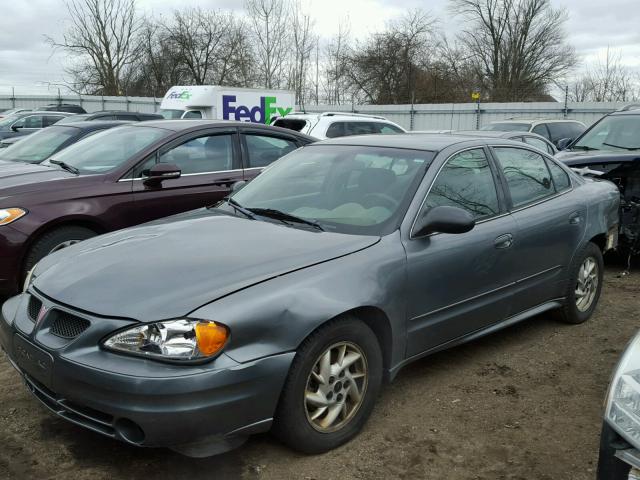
[325, 122, 346, 138]
[493, 147, 553, 208]
[115, 114, 134, 121]
[43, 115, 64, 127]
[375, 123, 404, 134]
[532, 124, 549, 139]
[244, 134, 298, 168]
[423, 148, 500, 219]
[546, 159, 571, 192]
[523, 136, 553, 154]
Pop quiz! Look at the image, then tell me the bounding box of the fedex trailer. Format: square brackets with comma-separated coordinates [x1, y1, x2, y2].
[159, 85, 295, 124]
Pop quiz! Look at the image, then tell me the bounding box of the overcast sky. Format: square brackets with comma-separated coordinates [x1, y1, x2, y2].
[0, 0, 638, 95]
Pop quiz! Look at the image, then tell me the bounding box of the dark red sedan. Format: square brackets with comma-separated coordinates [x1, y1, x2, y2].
[0, 120, 315, 296]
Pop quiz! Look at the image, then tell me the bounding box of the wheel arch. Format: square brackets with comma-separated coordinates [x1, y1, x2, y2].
[19, 216, 107, 279]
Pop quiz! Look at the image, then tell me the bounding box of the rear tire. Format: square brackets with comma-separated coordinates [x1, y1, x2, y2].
[554, 242, 604, 324]
[23, 226, 97, 280]
[273, 317, 382, 454]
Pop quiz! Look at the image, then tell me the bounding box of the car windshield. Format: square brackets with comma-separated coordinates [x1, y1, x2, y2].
[231, 145, 434, 235]
[481, 122, 531, 132]
[41, 125, 169, 174]
[572, 115, 640, 151]
[0, 114, 23, 129]
[160, 109, 185, 119]
[0, 126, 78, 163]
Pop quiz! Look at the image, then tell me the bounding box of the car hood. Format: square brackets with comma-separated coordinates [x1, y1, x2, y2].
[33, 209, 380, 320]
[556, 149, 640, 166]
[0, 161, 74, 191]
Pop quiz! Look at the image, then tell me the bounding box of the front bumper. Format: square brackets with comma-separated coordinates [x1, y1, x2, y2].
[0, 293, 294, 453]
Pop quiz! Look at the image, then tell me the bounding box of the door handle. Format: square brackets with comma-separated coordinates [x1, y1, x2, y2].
[569, 212, 581, 225]
[494, 233, 513, 249]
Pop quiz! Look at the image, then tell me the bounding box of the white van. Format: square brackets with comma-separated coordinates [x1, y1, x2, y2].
[159, 86, 295, 125]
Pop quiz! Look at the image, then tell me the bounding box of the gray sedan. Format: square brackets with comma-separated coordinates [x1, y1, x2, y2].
[0, 134, 620, 456]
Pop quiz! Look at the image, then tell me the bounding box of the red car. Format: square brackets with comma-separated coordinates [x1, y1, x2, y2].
[0, 120, 315, 296]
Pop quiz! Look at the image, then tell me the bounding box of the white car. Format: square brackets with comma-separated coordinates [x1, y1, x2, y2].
[272, 112, 405, 139]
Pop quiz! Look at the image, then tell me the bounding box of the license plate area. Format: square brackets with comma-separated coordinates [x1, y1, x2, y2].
[13, 334, 53, 388]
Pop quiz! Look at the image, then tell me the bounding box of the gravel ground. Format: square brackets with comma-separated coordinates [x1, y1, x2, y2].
[1, 267, 638, 480]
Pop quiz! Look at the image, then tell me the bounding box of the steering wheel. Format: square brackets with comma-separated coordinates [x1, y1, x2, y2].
[361, 193, 399, 210]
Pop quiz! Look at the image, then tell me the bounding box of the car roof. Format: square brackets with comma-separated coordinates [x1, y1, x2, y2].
[315, 133, 525, 151]
[489, 118, 582, 124]
[53, 120, 132, 130]
[132, 119, 317, 140]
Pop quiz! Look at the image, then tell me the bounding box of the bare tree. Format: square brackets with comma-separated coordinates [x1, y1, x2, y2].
[129, 18, 185, 97]
[450, 0, 577, 101]
[569, 48, 640, 102]
[245, 0, 290, 89]
[323, 21, 352, 105]
[290, 1, 317, 107]
[342, 10, 437, 104]
[47, 0, 143, 95]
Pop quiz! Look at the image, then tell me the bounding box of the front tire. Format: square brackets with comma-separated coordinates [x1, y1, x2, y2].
[273, 317, 382, 454]
[23, 226, 97, 280]
[555, 242, 604, 324]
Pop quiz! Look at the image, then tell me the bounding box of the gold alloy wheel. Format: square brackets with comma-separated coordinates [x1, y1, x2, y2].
[304, 341, 368, 433]
[575, 256, 599, 312]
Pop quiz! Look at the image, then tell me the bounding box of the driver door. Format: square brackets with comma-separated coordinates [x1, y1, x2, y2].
[403, 147, 519, 356]
[131, 128, 243, 223]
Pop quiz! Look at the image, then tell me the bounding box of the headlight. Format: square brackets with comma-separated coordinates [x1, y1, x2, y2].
[0, 208, 27, 226]
[605, 330, 640, 447]
[103, 319, 229, 362]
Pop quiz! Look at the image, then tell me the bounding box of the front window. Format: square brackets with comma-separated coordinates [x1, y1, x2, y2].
[42, 126, 169, 174]
[0, 126, 78, 163]
[231, 145, 434, 235]
[423, 148, 500, 220]
[481, 122, 531, 132]
[572, 115, 640, 151]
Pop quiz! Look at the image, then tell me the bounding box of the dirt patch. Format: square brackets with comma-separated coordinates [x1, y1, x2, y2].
[1, 267, 638, 479]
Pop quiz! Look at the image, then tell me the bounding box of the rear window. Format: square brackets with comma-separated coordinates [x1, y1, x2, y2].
[273, 118, 308, 132]
[481, 122, 531, 132]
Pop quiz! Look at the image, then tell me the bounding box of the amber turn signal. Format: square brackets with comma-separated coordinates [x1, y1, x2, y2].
[195, 321, 228, 356]
[0, 208, 27, 226]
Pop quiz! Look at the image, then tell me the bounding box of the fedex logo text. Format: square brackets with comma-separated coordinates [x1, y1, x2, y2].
[222, 95, 292, 124]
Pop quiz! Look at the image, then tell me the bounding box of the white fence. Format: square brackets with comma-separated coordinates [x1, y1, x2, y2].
[0, 93, 161, 114]
[300, 102, 629, 131]
[0, 92, 628, 130]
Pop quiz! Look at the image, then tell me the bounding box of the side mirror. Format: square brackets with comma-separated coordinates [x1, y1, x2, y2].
[413, 205, 475, 237]
[556, 138, 573, 150]
[231, 180, 247, 193]
[143, 163, 181, 186]
[11, 125, 22, 132]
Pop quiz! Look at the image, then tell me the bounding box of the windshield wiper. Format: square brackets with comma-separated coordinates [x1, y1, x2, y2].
[571, 145, 599, 151]
[602, 142, 640, 151]
[49, 159, 79, 175]
[213, 197, 256, 219]
[248, 208, 324, 231]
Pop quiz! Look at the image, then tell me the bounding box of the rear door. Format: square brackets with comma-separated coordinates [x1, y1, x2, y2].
[490, 146, 586, 314]
[131, 127, 243, 223]
[240, 128, 305, 181]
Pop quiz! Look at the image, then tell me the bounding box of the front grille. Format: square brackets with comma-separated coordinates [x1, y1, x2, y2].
[27, 296, 42, 323]
[49, 312, 90, 339]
